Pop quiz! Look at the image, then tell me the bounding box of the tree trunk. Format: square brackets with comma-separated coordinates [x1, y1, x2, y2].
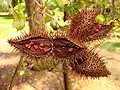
[25, 0, 35, 31]
[25, 0, 43, 32]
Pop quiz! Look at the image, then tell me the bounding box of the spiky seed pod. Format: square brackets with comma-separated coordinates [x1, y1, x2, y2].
[8, 28, 67, 44]
[68, 9, 112, 45]
[69, 48, 110, 77]
[8, 33, 87, 76]
[86, 24, 112, 42]
[8, 31, 84, 59]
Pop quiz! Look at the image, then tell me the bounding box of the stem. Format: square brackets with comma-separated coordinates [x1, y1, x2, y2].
[111, 0, 115, 19]
[63, 72, 69, 90]
[63, 65, 69, 90]
[9, 56, 24, 90]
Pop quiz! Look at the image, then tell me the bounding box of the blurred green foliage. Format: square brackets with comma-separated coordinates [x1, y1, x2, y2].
[9, 1, 26, 31]
[100, 40, 120, 52]
[0, 15, 15, 39]
[64, 1, 83, 16]
[3, 0, 119, 32]
[0, 0, 9, 12]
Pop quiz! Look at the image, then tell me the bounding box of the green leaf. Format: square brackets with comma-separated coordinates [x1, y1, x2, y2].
[12, 12, 25, 30]
[13, 18, 25, 30]
[64, 4, 71, 11]
[56, 0, 69, 5]
[64, 1, 83, 16]
[69, 7, 76, 16]
[72, 1, 82, 9]
[45, 16, 52, 23]
[14, 3, 25, 12]
[95, 14, 105, 24]
[54, 8, 64, 20]
[46, 0, 59, 9]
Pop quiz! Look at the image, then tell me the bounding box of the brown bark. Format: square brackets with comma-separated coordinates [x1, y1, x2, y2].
[25, 0, 35, 31]
[25, 0, 43, 32]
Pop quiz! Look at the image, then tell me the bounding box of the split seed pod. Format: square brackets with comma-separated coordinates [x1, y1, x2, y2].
[68, 9, 112, 45]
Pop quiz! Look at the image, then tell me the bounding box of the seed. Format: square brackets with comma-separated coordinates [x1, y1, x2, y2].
[68, 48, 74, 52]
[43, 48, 50, 52]
[40, 43, 44, 46]
[29, 41, 34, 45]
[25, 44, 29, 48]
[34, 45, 39, 49]
[39, 46, 44, 50]
[95, 29, 99, 32]
[97, 25, 102, 29]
